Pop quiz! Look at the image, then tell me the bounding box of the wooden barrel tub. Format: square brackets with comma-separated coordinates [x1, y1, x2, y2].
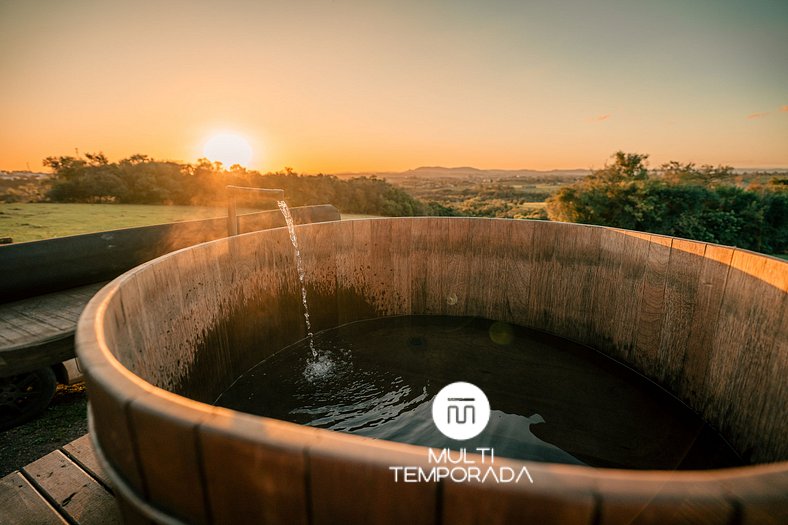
[76, 218, 787, 524]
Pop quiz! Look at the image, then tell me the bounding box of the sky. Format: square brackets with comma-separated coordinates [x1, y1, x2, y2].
[1, 0, 786, 173]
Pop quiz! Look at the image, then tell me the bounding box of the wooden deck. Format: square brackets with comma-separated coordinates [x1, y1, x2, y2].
[0, 283, 106, 376]
[0, 434, 120, 525]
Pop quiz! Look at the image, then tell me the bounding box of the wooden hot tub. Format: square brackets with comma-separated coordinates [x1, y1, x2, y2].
[76, 218, 787, 524]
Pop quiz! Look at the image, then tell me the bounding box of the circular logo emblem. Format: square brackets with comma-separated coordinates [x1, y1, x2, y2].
[432, 382, 491, 440]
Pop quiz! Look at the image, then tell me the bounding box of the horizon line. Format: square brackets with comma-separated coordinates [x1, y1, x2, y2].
[3, 164, 788, 175]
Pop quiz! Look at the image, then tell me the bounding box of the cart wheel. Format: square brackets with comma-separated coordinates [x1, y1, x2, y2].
[0, 368, 58, 431]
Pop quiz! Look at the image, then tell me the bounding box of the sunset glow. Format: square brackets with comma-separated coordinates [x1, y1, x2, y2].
[0, 1, 786, 172]
[202, 133, 253, 168]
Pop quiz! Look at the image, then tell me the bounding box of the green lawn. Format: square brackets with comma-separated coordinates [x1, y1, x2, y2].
[0, 203, 380, 243]
[0, 203, 260, 243]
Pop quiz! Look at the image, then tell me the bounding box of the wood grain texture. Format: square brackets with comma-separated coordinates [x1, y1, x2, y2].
[631, 235, 672, 375]
[470, 219, 536, 323]
[655, 238, 706, 388]
[679, 244, 734, 411]
[308, 434, 437, 525]
[61, 434, 112, 491]
[589, 229, 649, 361]
[127, 391, 212, 524]
[79, 361, 148, 498]
[297, 220, 339, 333]
[409, 217, 448, 315]
[706, 250, 788, 462]
[526, 222, 604, 342]
[442, 461, 596, 525]
[198, 412, 314, 525]
[596, 476, 733, 525]
[336, 219, 376, 324]
[0, 472, 67, 525]
[719, 466, 788, 525]
[22, 451, 121, 525]
[368, 218, 413, 317]
[0, 282, 106, 376]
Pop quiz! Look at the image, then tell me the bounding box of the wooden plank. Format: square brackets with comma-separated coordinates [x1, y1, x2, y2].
[600, 492, 733, 524]
[364, 218, 412, 316]
[721, 467, 788, 525]
[0, 335, 76, 377]
[61, 434, 112, 491]
[443, 460, 596, 525]
[597, 475, 733, 525]
[679, 244, 734, 410]
[0, 282, 106, 350]
[406, 217, 468, 317]
[0, 314, 38, 339]
[467, 219, 532, 321]
[705, 250, 788, 463]
[309, 433, 437, 525]
[4, 309, 73, 332]
[5, 297, 85, 324]
[655, 238, 706, 389]
[630, 235, 672, 375]
[0, 471, 67, 525]
[409, 218, 448, 315]
[526, 222, 602, 342]
[336, 219, 378, 324]
[590, 229, 649, 361]
[128, 391, 210, 525]
[22, 450, 121, 525]
[298, 220, 339, 333]
[198, 413, 312, 525]
[81, 366, 148, 499]
[438, 218, 472, 316]
[492, 219, 537, 324]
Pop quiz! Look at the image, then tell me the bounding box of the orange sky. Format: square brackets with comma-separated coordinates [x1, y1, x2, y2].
[1, 1, 786, 173]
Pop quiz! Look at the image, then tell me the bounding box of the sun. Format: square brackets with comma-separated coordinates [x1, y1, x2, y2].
[202, 133, 253, 168]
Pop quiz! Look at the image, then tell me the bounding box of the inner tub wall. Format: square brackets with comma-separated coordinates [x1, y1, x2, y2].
[101, 217, 786, 465]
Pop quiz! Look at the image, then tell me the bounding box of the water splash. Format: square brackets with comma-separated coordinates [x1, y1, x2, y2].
[277, 200, 317, 358]
[302, 353, 336, 382]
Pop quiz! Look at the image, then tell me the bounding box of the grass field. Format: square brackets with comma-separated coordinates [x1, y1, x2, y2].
[0, 203, 381, 243]
[0, 203, 244, 243]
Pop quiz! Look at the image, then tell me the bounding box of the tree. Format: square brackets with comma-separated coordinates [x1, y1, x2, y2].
[546, 152, 787, 254]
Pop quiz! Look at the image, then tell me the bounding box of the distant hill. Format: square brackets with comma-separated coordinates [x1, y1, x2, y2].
[328, 165, 788, 180]
[0, 171, 49, 179]
[330, 166, 591, 180]
[731, 168, 788, 174]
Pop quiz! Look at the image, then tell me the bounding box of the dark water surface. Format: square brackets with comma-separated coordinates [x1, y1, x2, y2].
[216, 316, 742, 470]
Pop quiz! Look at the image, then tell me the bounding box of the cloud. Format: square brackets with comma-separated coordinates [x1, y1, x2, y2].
[746, 112, 769, 120]
[591, 114, 610, 122]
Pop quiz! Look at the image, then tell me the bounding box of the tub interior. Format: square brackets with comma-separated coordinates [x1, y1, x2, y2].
[101, 218, 787, 465]
[215, 314, 743, 470]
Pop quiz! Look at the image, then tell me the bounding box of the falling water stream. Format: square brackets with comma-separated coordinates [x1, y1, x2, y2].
[277, 200, 316, 356]
[277, 200, 335, 378]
